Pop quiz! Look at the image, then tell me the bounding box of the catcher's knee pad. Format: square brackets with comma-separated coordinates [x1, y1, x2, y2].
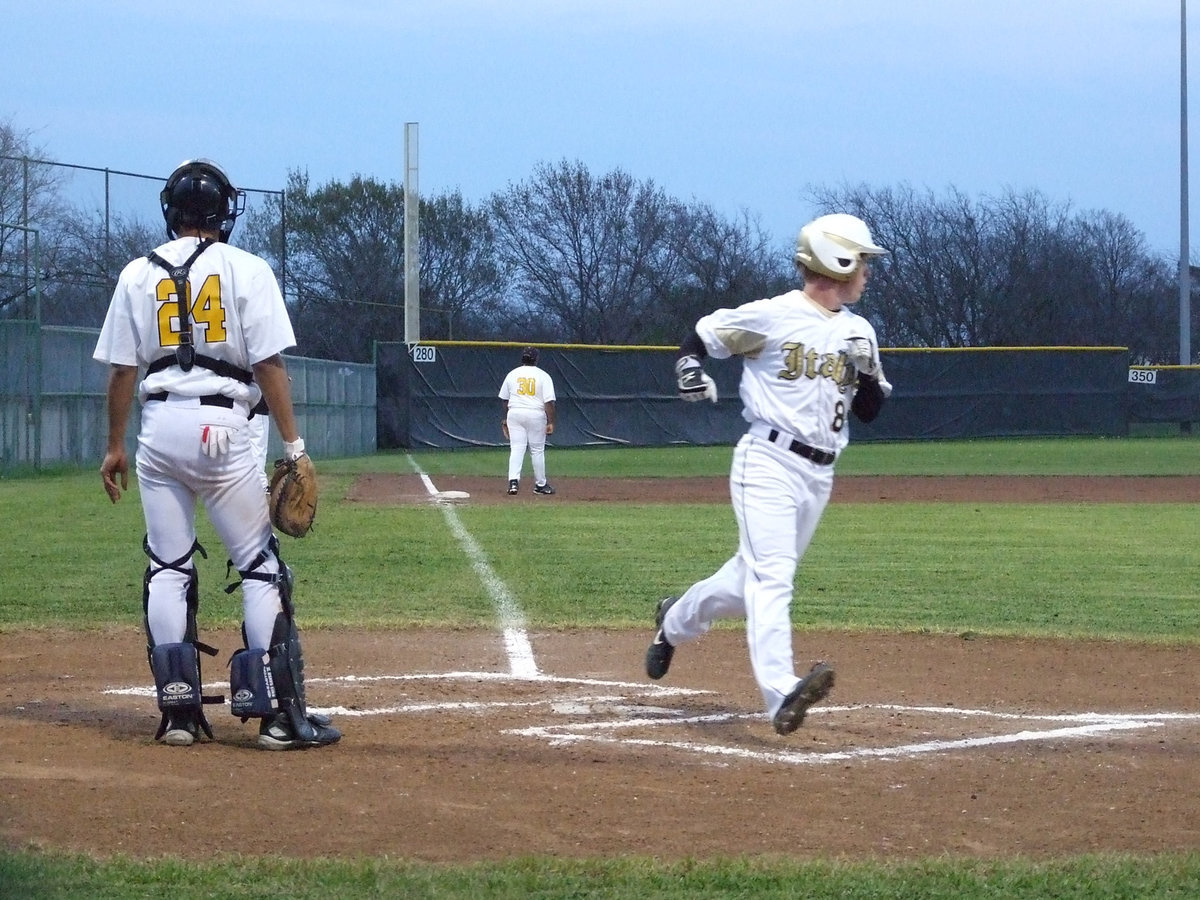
[229, 647, 275, 719]
[150, 642, 202, 712]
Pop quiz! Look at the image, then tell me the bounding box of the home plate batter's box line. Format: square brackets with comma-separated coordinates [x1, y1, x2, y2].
[103, 674, 1200, 765]
[507, 706, 1200, 767]
[103, 672, 711, 717]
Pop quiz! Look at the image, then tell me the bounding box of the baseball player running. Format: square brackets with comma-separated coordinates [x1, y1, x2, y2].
[499, 346, 557, 495]
[95, 158, 340, 751]
[645, 213, 892, 735]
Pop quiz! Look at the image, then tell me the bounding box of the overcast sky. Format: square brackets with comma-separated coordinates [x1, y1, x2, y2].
[5, 1, 1193, 259]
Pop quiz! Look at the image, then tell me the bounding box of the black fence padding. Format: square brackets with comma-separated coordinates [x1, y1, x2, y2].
[1128, 368, 1200, 423]
[854, 348, 1130, 441]
[376, 344, 1132, 449]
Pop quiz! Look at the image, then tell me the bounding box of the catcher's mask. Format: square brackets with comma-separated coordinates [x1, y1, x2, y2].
[794, 213, 888, 282]
[161, 158, 246, 243]
[521, 346, 539, 365]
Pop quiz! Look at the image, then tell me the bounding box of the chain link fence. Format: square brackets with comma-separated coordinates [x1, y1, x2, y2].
[0, 160, 379, 472]
[0, 155, 285, 329]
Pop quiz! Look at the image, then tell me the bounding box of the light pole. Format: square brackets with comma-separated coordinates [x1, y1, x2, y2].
[1182, 0, 1192, 365]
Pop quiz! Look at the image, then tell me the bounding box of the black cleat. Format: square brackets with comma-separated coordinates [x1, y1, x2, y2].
[258, 711, 342, 750]
[507, 480, 519, 495]
[159, 711, 199, 746]
[533, 482, 555, 495]
[771, 662, 835, 735]
[644, 596, 679, 680]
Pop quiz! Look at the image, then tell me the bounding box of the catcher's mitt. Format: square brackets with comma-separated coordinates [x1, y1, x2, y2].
[269, 453, 318, 537]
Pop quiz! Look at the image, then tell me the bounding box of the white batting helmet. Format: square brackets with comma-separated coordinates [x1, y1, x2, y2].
[794, 213, 889, 281]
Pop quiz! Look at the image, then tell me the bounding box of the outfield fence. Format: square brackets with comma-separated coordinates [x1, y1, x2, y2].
[377, 341, 1198, 449]
[0, 322, 374, 470]
[2, 326, 1197, 470]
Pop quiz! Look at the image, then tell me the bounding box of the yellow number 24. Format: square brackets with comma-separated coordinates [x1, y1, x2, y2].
[155, 274, 227, 347]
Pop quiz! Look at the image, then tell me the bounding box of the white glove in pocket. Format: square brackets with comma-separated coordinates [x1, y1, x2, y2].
[201, 424, 235, 458]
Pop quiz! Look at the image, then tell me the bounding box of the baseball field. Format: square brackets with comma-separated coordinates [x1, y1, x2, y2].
[3, 436, 1200, 898]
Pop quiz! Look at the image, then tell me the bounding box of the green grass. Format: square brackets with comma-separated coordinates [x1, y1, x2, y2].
[372, 434, 1200, 478]
[5, 850, 1200, 899]
[4, 436, 1200, 895]
[8, 456, 1197, 639]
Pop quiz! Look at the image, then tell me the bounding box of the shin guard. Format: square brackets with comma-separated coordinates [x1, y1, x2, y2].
[267, 610, 323, 742]
[229, 648, 275, 720]
[232, 537, 338, 745]
[142, 537, 221, 739]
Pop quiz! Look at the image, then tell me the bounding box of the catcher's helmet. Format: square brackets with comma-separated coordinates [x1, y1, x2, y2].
[794, 213, 888, 281]
[521, 346, 539, 365]
[161, 158, 246, 242]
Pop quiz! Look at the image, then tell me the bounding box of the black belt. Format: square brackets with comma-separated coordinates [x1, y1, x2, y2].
[145, 392, 235, 409]
[766, 429, 836, 465]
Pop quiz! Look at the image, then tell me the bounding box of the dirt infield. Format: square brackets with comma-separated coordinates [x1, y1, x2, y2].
[4, 475, 1200, 863]
[347, 473, 1200, 505]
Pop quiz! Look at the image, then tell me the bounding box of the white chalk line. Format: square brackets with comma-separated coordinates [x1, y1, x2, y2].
[506, 717, 1164, 765]
[104, 671, 713, 706]
[502, 702, 1199, 765]
[102, 670, 1200, 765]
[410, 457, 538, 678]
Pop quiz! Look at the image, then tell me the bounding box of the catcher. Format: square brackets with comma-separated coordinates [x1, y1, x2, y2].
[94, 158, 340, 751]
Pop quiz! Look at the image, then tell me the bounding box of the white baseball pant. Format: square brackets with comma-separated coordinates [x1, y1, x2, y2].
[661, 431, 834, 719]
[506, 407, 549, 484]
[136, 396, 283, 652]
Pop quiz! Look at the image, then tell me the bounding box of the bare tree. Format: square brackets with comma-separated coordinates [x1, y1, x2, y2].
[241, 172, 510, 358]
[0, 119, 67, 318]
[490, 160, 685, 344]
[417, 191, 512, 340]
[40, 210, 161, 327]
[810, 182, 1177, 358]
[1064, 210, 1177, 362]
[645, 203, 791, 344]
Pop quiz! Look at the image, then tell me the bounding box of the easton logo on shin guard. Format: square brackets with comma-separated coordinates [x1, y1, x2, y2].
[229, 648, 276, 718]
[151, 642, 202, 709]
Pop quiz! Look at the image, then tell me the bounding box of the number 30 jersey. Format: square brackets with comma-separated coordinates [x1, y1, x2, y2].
[695, 289, 880, 455]
[93, 236, 295, 405]
[498, 365, 556, 412]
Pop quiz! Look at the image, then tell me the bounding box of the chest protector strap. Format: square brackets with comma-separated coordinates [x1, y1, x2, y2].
[145, 241, 255, 385]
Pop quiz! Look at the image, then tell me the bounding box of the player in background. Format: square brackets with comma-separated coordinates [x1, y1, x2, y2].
[95, 158, 341, 751]
[499, 346, 557, 495]
[644, 214, 892, 735]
